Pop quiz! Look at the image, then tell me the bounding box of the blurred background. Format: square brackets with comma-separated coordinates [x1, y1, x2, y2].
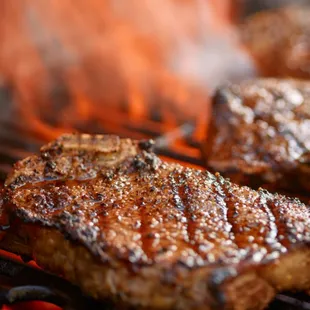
[0, 0, 250, 143]
[0, 0, 308, 143]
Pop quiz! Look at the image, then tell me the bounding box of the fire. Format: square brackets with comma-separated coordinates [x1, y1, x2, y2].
[0, 2, 258, 309]
[0, 0, 253, 144]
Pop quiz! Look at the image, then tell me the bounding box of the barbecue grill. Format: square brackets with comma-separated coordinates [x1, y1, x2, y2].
[0, 1, 309, 309]
[0, 89, 309, 309]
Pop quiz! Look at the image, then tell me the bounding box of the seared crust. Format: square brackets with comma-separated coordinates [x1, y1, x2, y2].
[242, 6, 310, 78]
[204, 78, 310, 193]
[2, 134, 310, 309]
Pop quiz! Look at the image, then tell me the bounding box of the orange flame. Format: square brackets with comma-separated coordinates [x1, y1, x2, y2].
[0, 0, 250, 144]
[0, 2, 253, 308]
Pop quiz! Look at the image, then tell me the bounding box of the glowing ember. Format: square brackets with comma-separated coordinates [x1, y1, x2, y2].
[3, 304, 60, 310]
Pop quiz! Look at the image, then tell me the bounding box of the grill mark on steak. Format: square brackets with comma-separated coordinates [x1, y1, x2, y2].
[139, 196, 152, 262]
[1, 134, 310, 310]
[169, 171, 200, 259]
[263, 192, 287, 250]
[215, 175, 238, 248]
[180, 180, 199, 257]
[259, 193, 279, 247]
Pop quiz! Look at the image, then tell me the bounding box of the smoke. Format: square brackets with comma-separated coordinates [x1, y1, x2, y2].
[0, 0, 256, 131]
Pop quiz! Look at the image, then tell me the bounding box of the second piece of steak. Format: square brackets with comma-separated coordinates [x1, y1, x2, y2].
[1, 134, 310, 310]
[203, 78, 310, 194]
[242, 6, 310, 78]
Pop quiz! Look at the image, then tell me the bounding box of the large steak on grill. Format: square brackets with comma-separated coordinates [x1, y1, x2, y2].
[1, 134, 310, 310]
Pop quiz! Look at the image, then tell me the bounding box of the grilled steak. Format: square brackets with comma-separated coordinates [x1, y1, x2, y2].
[204, 78, 310, 196]
[1, 134, 310, 310]
[242, 0, 310, 17]
[242, 6, 310, 78]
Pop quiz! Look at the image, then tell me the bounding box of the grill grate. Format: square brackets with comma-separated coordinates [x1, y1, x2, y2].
[0, 121, 309, 310]
[0, 253, 104, 310]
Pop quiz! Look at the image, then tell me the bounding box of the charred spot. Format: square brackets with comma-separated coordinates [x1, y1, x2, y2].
[43, 144, 63, 158]
[41, 151, 52, 160]
[44, 161, 57, 175]
[149, 186, 156, 192]
[232, 211, 239, 218]
[133, 157, 146, 170]
[33, 169, 39, 175]
[154, 198, 161, 205]
[81, 194, 90, 201]
[46, 161, 56, 170]
[55, 145, 64, 155]
[138, 139, 155, 151]
[112, 202, 120, 208]
[90, 211, 97, 218]
[101, 210, 109, 217]
[14, 208, 32, 222]
[57, 211, 80, 225]
[31, 193, 55, 210]
[99, 202, 107, 208]
[146, 232, 156, 239]
[63, 230, 74, 242]
[157, 247, 168, 254]
[145, 154, 155, 165]
[145, 153, 160, 171]
[94, 193, 104, 201]
[23, 158, 32, 165]
[167, 214, 174, 220]
[191, 214, 197, 221]
[9, 175, 28, 189]
[101, 170, 114, 182]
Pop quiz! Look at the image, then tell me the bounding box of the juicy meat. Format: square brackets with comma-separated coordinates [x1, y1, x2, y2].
[1, 134, 310, 310]
[242, 6, 310, 78]
[204, 78, 310, 195]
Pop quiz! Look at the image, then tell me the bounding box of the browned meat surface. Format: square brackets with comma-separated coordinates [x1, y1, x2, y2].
[242, 6, 310, 78]
[204, 78, 310, 196]
[1, 134, 310, 310]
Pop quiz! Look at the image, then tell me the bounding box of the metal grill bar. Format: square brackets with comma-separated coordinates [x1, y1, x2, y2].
[274, 294, 310, 310]
[0, 253, 105, 310]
